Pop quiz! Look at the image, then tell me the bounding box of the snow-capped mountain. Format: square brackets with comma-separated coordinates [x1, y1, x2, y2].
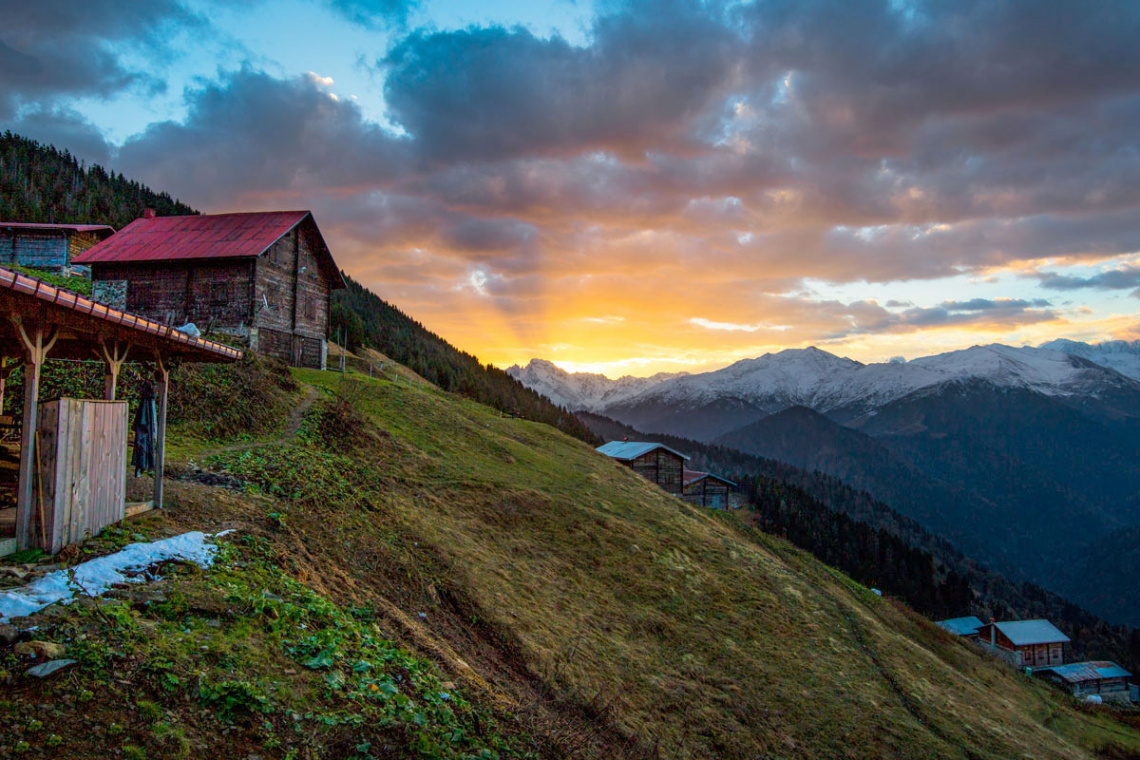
[1037, 338, 1140, 381]
[505, 359, 684, 411]
[511, 341, 1140, 440]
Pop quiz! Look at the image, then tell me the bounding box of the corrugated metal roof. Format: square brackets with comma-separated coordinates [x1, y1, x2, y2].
[1039, 661, 1132, 683]
[0, 222, 114, 234]
[937, 616, 984, 636]
[683, 469, 737, 487]
[994, 619, 1070, 646]
[72, 211, 309, 264]
[596, 441, 690, 461]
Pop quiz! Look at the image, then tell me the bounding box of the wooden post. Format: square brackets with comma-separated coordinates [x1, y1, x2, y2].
[12, 319, 57, 550]
[98, 339, 130, 400]
[0, 357, 8, 414]
[153, 356, 170, 510]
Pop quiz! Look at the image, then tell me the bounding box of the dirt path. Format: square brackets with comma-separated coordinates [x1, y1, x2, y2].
[201, 385, 320, 457]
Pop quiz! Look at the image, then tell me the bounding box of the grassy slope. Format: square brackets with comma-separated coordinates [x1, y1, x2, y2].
[3, 364, 1139, 759]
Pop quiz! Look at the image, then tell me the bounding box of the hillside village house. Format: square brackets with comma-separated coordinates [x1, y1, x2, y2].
[72, 211, 344, 369]
[1035, 661, 1134, 704]
[1, 222, 114, 270]
[977, 619, 1069, 668]
[597, 441, 688, 496]
[682, 469, 736, 509]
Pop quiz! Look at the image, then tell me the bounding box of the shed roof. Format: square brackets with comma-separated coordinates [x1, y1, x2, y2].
[992, 620, 1070, 646]
[0, 222, 114, 235]
[0, 266, 242, 363]
[937, 616, 985, 636]
[72, 211, 345, 287]
[1038, 661, 1132, 683]
[596, 441, 690, 461]
[682, 469, 737, 488]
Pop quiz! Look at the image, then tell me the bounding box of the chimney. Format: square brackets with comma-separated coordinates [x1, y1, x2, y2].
[143, 209, 156, 219]
[990, 617, 996, 646]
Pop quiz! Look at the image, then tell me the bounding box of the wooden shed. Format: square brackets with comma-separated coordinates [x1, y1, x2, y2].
[1035, 661, 1133, 704]
[72, 210, 345, 369]
[596, 441, 689, 496]
[681, 469, 735, 509]
[0, 222, 114, 270]
[977, 619, 1069, 668]
[0, 266, 241, 556]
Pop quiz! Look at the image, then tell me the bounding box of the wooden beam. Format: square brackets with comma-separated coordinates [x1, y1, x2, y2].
[152, 356, 169, 510]
[12, 319, 57, 550]
[97, 338, 130, 400]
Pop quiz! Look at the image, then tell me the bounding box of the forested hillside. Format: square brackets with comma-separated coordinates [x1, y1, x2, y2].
[332, 273, 600, 444]
[578, 412, 1140, 672]
[0, 132, 196, 227]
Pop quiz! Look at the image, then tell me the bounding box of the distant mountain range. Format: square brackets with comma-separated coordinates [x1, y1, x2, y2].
[509, 339, 1140, 625]
[509, 341, 1140, 436]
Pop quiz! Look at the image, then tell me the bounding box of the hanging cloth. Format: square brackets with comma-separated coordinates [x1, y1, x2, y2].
[131, 382, 157, 476]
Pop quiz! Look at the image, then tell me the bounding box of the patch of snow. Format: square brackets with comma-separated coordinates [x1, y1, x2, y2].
[0, 531, 226, 623]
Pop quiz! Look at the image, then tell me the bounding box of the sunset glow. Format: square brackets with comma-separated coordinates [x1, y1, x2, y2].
[5, 0, 1139, 376]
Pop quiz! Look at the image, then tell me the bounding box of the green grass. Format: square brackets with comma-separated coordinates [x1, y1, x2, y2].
[6, 364, 1140, 759]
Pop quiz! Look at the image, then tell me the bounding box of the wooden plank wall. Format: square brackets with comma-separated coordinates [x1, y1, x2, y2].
[37, 399, 127, 553]
[92, 260, 254, 328]
[1, 231, 70, 269]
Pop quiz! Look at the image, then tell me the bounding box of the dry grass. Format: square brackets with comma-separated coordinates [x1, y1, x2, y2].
[11, 364, 1136, 760]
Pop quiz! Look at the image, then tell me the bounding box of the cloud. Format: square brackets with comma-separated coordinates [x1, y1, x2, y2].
[0, 0, 203, 118]
[8, 0, 1140, 373]
[116, 68, 411, 208]
[1035, 263, 1140, 291]
[690, 318, 791, 333]
[325, 0, 418, 28]
[380, 0, 739, 163]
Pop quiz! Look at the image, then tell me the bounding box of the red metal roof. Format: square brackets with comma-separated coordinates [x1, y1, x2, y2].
[0, 222, 114, 234]
[72, 211, 312, 264]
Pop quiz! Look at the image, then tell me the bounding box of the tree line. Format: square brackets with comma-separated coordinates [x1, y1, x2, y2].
[0, 132, 196, 227]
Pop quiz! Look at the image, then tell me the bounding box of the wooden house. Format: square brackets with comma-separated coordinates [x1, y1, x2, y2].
[977, 619, 1069, 668]
[936, 616, 984, 638]
[0, 222, 114, 270]
[682, 469, 735, 509]
[73, 210, 345, 369]
[1035, 661, 1133, 704]
[596, 441, 688, 496]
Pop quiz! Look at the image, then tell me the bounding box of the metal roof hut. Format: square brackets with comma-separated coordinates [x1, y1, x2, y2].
[936, 616, 985, 637]
[1035, 661, 1134, 704]
[682, 469, 736, 510]
[72, 210, 346, 369]
[0, 222, 114, 271]
[977, 619, 1070, 668]
[0, 267, 241, 556]
[596, 441, 689, 496]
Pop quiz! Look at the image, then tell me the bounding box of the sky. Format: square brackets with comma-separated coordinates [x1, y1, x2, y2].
[2, 0, 1140, 377]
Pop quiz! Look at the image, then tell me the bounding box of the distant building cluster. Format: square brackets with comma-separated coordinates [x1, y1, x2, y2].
[937, 615, 1136, 705]
[596, 440, 739, 510]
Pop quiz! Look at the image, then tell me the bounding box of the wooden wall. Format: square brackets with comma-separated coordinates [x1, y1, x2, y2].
[1, 230, 70, 269]
[253, 219, 331, 368]
[683, 478, 731, 509]
[629, 449, 685, 495]
[93, 260, 255, 329]
[37, 399, 127, 554]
